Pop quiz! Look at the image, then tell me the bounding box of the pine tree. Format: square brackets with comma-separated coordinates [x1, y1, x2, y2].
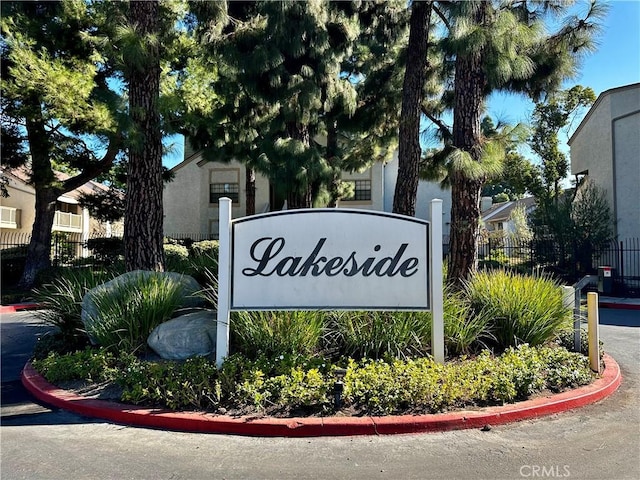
[190, 1, 407, 210]
[393, 1, 433, 217]
[120, 0, 165, 271]
[100, 0, 194, 271]
[1, 1, 124, 288]
[428, 0, 606, 285]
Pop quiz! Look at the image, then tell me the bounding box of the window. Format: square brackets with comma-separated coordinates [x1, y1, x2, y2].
[343, 180, 371, 202]
[210, 183, 239, 204]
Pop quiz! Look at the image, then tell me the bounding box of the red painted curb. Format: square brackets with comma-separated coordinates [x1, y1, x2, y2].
[0, 303, 42, 314]
[599, 302, 640, 311]
[21, 354, 621, 437]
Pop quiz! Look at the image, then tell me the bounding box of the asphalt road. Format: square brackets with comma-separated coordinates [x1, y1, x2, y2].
[1, 308, 639, 480]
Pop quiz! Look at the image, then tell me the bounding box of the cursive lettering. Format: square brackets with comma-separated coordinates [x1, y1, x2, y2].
[242, 237, 420, 278]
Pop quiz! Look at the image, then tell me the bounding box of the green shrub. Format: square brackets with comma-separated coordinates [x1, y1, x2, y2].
[231, 310, 325, 359]
[219, 355, 331, 413]
[537, 346, 592, 391]
[32, 331, 90, 360]
[86, 237, 124, 265]
[0, 245, 28, 286]
[32, 343, 594, 415]
[330, 311, 431, 360]
[164, 243, 189, 259]
[443, 289, 493, 356]
[84, 272, 186, 354]
[464, 270, 571, 349]
[186, 253, 219, 286]
[32, 347, 118, 384]
[33, 268, 116, 339]
[118, 356, 221, 411]
[190, 240, 219, 259]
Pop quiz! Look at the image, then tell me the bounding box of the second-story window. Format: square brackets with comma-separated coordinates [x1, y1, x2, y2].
[343, 180, 371, 202]
[210, 183, 239, 204]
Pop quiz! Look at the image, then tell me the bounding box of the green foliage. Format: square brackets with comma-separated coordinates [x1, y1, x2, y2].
[188, 2, 408, 208]
[32, 331, 90, 360]
[1, 1, 126, 287]
[571, 179, 613, 269]
[530, 86, 597, 199]
[190, 240, 219, 259]
[163, 243, 189, 261]
[464, 270, 571, 349]
[32, 343, 594, 415]
[118, 356, 221, 411]
[343, 345, 593, 415]
[86, 237, 124, 265]
[32, 347, 118, 384]
[77, 189, 125, 223]
[83, 273, 186, 354]
[330, 311, 431, 360]
[443, 290, 493, 356]
[32, 268, 116, 339]
[231, 311, 325, 360]
[0, 245, 28, 286]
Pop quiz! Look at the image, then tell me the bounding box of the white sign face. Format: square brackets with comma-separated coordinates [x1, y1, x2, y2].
[231, 210, 429, 310]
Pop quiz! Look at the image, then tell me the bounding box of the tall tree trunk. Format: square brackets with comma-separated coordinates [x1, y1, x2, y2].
[326, 120, 341, 208]
[286, 122, 313, 209]
[447, 40, 487, 286]
[124, 0, 164, 272]
[18, 98, 58, 289]
[393, 0, 432, 216]
[18, 190, 58, 289]
[245, 166, 256, 216]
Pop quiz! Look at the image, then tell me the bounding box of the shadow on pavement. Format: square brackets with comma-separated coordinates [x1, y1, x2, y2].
[599, 308, 640, 327]
[2, 379, 101, 428]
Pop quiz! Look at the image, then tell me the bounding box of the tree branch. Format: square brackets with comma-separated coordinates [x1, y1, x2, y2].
[61, 133, 122, 193]
[421, 106, 452, 141]
[432, 4, 451, 31]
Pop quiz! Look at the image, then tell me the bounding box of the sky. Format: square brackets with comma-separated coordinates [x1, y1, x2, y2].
[162, 0, 640, 170]
[487, 0, 640, 134]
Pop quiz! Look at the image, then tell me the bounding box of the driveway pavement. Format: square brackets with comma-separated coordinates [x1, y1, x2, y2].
[1, 308, 639, 480]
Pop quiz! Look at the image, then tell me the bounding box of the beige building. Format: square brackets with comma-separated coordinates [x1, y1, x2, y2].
[568, 83, 640, 240]
[163, 147, 452, 241]
[0, 167, 122, 253]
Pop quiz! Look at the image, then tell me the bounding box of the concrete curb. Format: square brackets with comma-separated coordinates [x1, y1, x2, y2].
[22, 354, 621, 437]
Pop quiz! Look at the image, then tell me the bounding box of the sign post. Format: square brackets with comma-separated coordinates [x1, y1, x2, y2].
[430, 199, 444, 363]
[215, 198, 232, 368]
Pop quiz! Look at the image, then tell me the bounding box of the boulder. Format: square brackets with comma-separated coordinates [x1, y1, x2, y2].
[81, 270, 205, 342]
[147, 310, 216, 360]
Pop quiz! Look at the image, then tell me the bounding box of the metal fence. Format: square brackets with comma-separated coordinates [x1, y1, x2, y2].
[478, 237, 640, 297]
[3, 231, 639, 296]
[0, 232, 218, 261]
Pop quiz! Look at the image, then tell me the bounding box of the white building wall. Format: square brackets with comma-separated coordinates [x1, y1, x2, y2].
[163, 156, 204, 235]
[613, 111, 640, 239]
[570, 94, 615, 209]
[569, 83, 640, 239]
[383, 151, 452, 239]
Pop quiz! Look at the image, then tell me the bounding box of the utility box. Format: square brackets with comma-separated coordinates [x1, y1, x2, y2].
[597, 266, 614, 295]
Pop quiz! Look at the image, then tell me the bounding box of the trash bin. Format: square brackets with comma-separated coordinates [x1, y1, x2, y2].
[597, 266, 614, 295]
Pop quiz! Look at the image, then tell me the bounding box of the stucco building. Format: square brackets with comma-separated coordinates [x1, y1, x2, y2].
[568, 83, 640, 240]
[163, 147, 452, 242]
[0, 167, 122, 253]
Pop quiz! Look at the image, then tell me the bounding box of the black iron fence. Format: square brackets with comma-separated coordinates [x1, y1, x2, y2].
[478, 237, 640, 297]
[3, 230, 639, 296]
[1, 232, 218, 261]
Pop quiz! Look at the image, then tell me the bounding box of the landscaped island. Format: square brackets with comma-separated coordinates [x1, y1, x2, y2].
[29, 241, 597, 418]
